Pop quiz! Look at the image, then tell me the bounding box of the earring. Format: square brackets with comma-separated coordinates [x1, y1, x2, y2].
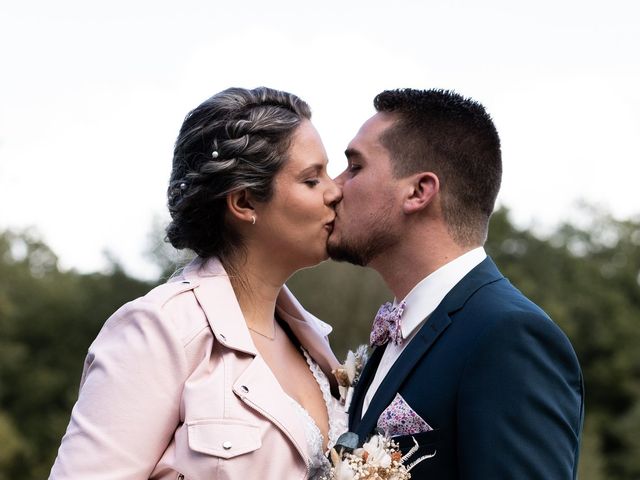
[251, 215, 256, 225]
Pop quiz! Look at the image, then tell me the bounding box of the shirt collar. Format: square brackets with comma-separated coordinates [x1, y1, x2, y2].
[397, 247, 487, 339]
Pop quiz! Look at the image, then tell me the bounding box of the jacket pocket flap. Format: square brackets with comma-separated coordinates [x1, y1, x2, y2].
[187, 419, 262, 459]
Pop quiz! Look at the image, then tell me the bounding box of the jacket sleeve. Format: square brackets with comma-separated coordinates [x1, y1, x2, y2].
[457, 312, 584, 480]
[49, 300, 189, 479]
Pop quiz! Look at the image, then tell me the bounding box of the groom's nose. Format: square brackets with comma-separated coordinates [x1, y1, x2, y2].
[333, 169, 347, 187]
[324, 178, 343, 206]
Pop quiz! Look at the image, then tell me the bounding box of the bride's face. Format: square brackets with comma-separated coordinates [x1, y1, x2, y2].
[253, 120, 341, 270]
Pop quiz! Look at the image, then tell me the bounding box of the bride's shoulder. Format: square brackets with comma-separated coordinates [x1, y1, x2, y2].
[95, 276, 207, 349]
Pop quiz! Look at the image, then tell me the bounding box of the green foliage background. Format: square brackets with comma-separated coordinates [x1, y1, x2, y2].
[1, 207, 639, 479]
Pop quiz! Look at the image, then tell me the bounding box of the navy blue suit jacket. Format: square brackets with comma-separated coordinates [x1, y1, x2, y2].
[349, 257, 584, 479]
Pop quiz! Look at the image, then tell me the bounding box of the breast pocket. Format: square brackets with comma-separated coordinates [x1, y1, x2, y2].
[187, 418, 262, 459]
[172, 419, 263, 480]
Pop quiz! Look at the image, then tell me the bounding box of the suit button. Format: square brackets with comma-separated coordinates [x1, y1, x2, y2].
[222, 441, 232, 450]
[240, 385, 249, 394]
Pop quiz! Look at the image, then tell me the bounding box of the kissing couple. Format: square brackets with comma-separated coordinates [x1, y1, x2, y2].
[50, 87, 584, 479]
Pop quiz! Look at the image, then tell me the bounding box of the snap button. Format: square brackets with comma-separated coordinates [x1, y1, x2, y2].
[222, 441, 232, 450]
[240, 385, 249, 394]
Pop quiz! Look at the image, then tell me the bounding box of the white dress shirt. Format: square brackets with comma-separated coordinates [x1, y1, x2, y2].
[361, 247, 487, 417]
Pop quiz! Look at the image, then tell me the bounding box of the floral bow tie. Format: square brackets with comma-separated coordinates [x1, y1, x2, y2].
[370, 301, 406, 347]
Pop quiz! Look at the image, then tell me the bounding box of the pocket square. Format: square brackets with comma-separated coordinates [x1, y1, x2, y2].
[377, 393, 433, 437]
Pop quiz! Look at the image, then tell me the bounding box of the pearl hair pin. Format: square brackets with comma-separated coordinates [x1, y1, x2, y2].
[211, 150, 219, 158]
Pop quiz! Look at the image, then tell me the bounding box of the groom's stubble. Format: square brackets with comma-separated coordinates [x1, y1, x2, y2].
[327, 201, 400, 267]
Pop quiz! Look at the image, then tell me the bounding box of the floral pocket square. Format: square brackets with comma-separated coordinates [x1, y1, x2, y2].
[377, 393, 433, 437]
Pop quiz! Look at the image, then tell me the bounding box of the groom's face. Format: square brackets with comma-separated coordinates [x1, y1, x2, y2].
[327, 112, 403, 266]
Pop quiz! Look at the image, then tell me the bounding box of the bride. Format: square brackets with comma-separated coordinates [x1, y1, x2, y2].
[49, 87, 346, 479]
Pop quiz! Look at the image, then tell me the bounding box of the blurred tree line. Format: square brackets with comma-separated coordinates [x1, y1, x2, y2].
[1, 207, 639, 479]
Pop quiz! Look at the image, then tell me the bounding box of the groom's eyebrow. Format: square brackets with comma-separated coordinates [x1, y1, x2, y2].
[344, 148, 361, 160]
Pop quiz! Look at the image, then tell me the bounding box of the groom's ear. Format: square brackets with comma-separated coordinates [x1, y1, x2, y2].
[402, 172, 439, 215]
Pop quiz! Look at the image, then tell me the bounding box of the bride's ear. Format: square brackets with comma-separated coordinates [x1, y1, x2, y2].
[226, 189, 256, 225]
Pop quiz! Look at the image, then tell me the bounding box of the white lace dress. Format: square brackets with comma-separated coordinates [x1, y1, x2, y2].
[285, 349, 348, 479]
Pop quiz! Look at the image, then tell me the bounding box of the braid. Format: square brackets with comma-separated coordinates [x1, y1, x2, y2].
[166, 87, 311, 259]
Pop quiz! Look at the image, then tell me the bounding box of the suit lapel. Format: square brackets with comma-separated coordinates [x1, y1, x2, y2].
[355, 313, 451, 440]
[349, 344, 386, 431]
[354, 257, 505, 441]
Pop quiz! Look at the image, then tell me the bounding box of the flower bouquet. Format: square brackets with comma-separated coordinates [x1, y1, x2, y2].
[321, 431, 434, 480]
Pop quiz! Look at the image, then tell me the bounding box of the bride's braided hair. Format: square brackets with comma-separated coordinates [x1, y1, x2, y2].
[166, 87, 311, 259]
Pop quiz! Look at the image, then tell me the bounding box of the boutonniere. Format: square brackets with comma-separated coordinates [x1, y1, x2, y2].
[321, 431, 435, 480]
[332, 345, 369, 412]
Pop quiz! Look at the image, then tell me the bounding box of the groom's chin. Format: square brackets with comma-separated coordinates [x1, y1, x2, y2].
[326, 240, 367, 267]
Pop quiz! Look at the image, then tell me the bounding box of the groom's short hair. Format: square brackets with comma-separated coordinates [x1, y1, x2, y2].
[374, 88, 502, 246]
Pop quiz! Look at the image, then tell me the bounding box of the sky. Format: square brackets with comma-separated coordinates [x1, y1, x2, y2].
[1, 0, 639, 280]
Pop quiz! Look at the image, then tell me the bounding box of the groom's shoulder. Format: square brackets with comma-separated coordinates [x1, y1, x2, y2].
[460, 274, 577, 350]
[456, 273, 559, 339]
[476, 274, 547, 315]
[450, 256, 548, 319]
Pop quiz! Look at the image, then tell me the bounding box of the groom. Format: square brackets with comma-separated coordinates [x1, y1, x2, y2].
[327, 89, 584, 479]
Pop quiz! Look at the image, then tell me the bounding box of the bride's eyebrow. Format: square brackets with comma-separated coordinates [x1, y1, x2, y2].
[297, 164, 325, 177]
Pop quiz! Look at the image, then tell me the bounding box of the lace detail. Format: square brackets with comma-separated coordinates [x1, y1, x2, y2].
[301, 350, 348, 449]
[285, 396, 329, 479]
[286, 349, 348, 479]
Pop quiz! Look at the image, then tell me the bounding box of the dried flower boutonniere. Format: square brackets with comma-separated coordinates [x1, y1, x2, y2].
[333, 344, 369, 412]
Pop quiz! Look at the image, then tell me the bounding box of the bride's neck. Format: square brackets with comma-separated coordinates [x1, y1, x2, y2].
[223, 249, 290, 332]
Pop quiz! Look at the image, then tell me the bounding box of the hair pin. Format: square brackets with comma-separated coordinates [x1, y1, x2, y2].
[211, 150, 219, 159]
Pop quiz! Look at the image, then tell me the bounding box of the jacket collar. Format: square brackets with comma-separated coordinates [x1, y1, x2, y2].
[181, 257, 340, 383]
[352, 256, 504, 440]
[182, 257, 257, 355]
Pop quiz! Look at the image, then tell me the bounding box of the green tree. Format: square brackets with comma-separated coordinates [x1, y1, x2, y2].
[0, 230, 153, 479]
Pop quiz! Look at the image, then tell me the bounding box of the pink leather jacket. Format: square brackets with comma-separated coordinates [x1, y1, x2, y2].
[49, 257, 341, 480]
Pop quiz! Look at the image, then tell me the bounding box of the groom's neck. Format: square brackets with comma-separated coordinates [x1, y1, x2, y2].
[371, 226, 476, 301]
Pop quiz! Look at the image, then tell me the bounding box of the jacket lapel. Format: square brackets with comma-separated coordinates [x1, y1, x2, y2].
[276, 286, 341, 394]
[354, 257, 504, 441]
[232, 355, 310, 463]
